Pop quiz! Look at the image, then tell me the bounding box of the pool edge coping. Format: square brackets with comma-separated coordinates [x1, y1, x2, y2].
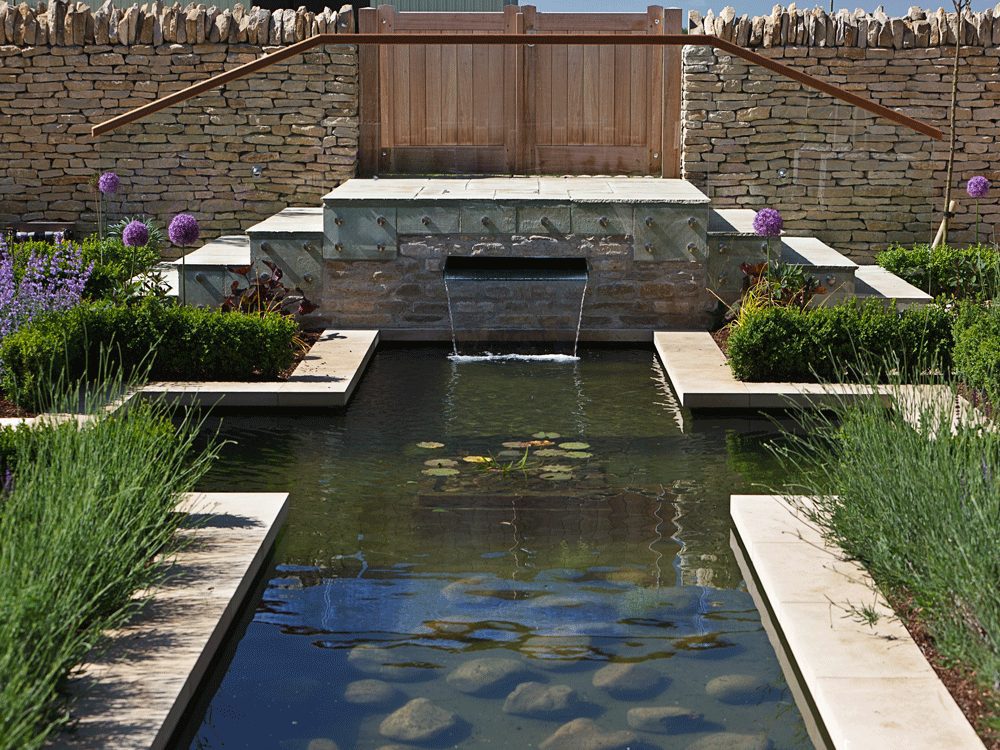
[730, 494, 985, 750]
[48, 491, 290, 750]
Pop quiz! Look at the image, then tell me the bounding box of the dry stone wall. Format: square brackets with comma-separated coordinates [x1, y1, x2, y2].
[0, 1, 358, 242]
[685, 5, 1000, 259]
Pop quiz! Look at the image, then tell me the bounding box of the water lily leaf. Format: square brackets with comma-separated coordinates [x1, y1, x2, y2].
[564, 451, 592, 459]
[526, 439, 554, 447]
[534, 448, 568, 457]
[463, 455, 490, 464]
[532, 431, 561, 439]
[422, 468, 460, 477]
[559, 442, 590, 450]
[416, 441, 445, 449]
[539, 464, 572, 472]
[425, 458, 458, 468]
[502, 441, 532, 449]
[540, 472, 573, 481]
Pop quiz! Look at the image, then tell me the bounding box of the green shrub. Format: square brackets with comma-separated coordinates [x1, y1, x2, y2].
[727, 299, 953, 382]
[952, 302, 1000, 403]
[876, 243, 1000, 299]
[5, 235, 160, 300]
[0, 299, 299, 409]
[0, 398, 218, 749]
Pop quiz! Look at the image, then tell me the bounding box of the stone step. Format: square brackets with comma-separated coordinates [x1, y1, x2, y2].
[168, 235, 250, 307]
[855, 264, 932, 309]
[246, 207, 325, 305]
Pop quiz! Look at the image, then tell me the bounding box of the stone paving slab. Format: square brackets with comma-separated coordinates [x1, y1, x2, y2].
[730, 494, 984, 750]
[167, 235, 250, 266]
[855, 264, 933, 309]
[245, 206, 324, 236]
[322, 176, 711, 204]
[48, 492, 289, 750]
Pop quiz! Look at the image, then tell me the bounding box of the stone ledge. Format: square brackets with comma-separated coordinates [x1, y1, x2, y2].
[730, 494, 985, 750]
[48, 492, 289, 750]
[855, 264, 933, 309]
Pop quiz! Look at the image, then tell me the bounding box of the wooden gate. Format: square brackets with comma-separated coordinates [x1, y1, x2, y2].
[357, 4, 681, 177]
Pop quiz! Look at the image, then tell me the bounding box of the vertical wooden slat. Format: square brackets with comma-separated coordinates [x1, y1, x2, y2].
[566, 44, 583, 144]
[456, 42, 474, 144]
[441, 42, 458, 143]
[581, 43, 599, 144]
[550, 42, 568, 146]
[598, 44, 614, 145]
[425, 42, 441, 145]
[378, 5, 396, 172]
[521, 5, 537, 172]
[662, 6, 681, 177]
[409, 43, 427, 145]
[629, 45, 646, 146]
[614, 42, 630, 147]
[472, 42, 490, 145]
[503, 5, 522, 174]
[487, 44, 504, 146]
[536, 43, 552, 146]
[647, 5, 665, 176]
[357, 7, 378, 176]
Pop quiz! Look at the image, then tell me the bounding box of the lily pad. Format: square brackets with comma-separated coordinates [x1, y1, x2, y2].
[534, 448, 568, 457]
[540, 472, 574, 481]
[416, 441, 445, 449]
[532, 431, 561, 439]
[564, 451, 592, 459]
[502, 441, 532, 449]
[559, 442, 590, 450]
[422, 467, 460, 477]
[526, 439, 554, 447]
[463, 455, 490, 464]
[539, 464, 572, 472]
[425, 458, 458, 468]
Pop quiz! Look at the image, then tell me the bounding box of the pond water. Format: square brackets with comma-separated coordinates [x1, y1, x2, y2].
[180, 347, 811, 750]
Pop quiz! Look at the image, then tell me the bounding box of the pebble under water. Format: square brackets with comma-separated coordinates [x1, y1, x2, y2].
[179, 347, 813, 750]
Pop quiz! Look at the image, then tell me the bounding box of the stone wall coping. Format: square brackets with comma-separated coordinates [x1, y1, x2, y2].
[246, 206, 325, 237]
[730, 494, 985, 750]
[48, 491, 290, 750]
[322, 177, 712, 204]
[690, 4, 1000, 49]
[0, 0, 354, 48]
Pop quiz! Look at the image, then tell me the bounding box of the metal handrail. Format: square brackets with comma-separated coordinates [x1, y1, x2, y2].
[90, 33, 943, 140]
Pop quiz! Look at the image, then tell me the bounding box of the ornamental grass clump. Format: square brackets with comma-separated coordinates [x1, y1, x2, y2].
[0, 382, 219, 750]
[773, 389, 999, 741]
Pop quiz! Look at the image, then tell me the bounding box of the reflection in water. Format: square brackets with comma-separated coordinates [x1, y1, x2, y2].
[182, 348, 811, 750]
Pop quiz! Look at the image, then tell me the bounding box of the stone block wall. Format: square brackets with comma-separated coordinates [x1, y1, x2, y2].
[0, 2, 358, 243]
[684, 6, 1000, 260]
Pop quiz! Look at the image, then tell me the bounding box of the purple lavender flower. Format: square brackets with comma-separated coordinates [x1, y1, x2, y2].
[752, 207, 783, 237]
[966, 176, 990, 199]
[98, 171, 120, 195]
[168, 213, 200, 246]
[0, 244, 92, 340]
[122, 220, 150, 247]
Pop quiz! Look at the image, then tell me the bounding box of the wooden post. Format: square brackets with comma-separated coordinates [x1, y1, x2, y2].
[662, 7, 681, 178]
[357, 7, 379, 176]
[377, 5, 396, 174]
[503, 5, 524, 175]
[647, 5, 666, 177]
[521, 5, 538, 174]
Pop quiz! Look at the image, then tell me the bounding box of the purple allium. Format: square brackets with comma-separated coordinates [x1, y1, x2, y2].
[168, 213, 200, 246]
[752, 207, 783, 237]
[98, 171, 120, 195]
[122, 220, 149, 247]
[966, 175, 990, 199]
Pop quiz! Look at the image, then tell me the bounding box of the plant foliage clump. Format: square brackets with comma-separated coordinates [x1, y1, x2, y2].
[876, 243, 1000, 300]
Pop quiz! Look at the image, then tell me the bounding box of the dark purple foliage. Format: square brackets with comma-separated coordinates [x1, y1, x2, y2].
[168, 213, 200, 247]
[122, 220, 150, 247]
[753, 207, 783, 237]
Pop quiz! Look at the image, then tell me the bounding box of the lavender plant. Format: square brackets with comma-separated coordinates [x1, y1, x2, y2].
[0, 238, 92, 340]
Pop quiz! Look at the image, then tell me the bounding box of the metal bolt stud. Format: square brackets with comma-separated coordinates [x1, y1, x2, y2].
[644, 216, 655, 227]
[334, 216, 343, 226]
[260, 241, 272, 253]
[377, 244, 386, 252]
[540, 216, 550, 227]
[376, 216, 387, 227]
[687, 242, 697, 252]
[598, 216, 609, 228]
[644, 243, 654, 254]
[194, 272, 205, 283]
[421, 215, 431, 226]
[335, 243, 344, 253]
[303, 273, 315, 283]
[687, 216, 698, 228]
[481, 216, 491, 226]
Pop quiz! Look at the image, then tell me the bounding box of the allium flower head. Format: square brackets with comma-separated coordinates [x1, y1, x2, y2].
[966, 175, 990, 199]
[168, 213, 200, 246]
[752, 207, 783, 237]
[122, 220, 149, 247]
[98, 171, 120, 195]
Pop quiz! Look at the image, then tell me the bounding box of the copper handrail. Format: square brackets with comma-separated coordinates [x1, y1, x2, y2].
[90, 33, 943, 140]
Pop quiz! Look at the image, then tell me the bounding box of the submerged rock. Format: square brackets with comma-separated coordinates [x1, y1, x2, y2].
[685, 732, 772, 750]
[446, 657, 531, 696]
[539, 718, 639, 750]
[378, 698, 459, 743]
[502, 681, 581, 719]
[343, 678, 402, 708]
[347, 645, 430, 682]
[591, 662, 667, 698]
[306, 740, 339, 750]
[626, 705, 704, 734]
[704, 674, 773, 705]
